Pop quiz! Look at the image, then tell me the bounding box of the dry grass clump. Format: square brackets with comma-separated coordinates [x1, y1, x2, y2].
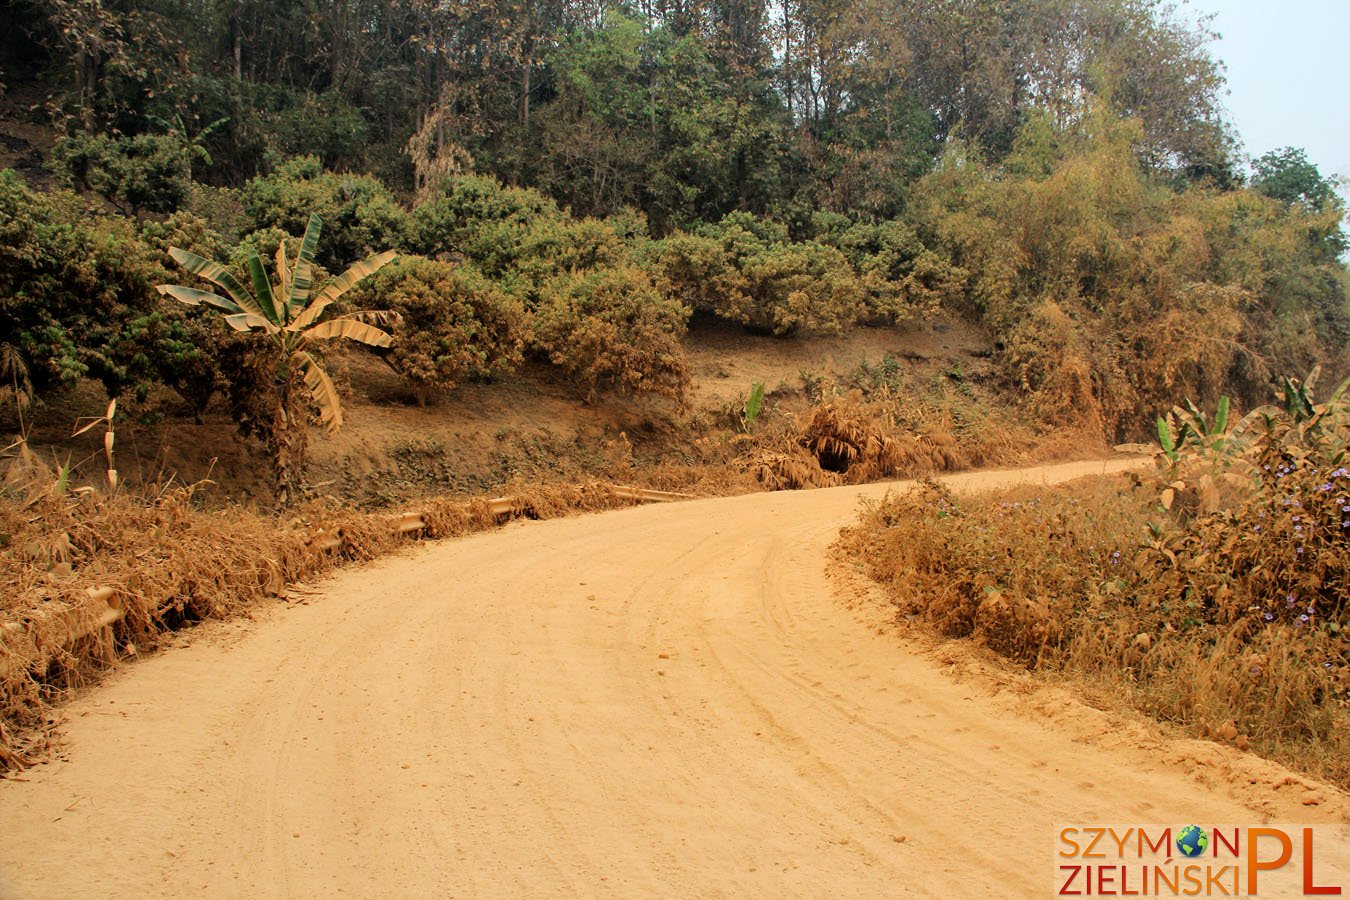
[0, 484, 320, 764]
[800, 401, 966, 482]
[842, 391, 1350, 786]
[739, 394, 996, 492]
[743, 450, 840, 491]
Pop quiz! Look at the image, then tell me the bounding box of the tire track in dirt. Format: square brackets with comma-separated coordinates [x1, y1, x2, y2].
[1, 459, 1347, 898]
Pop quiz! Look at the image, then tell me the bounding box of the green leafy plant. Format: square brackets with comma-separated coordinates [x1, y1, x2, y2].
[344, 256, 526, 405]
[242, 156, 406, 270]
[741, 382, 766, 433]
[532, 265, 690, 404]
[147, 113, 230, 183]
[52, 131, 191, 217]
[158, 213, 397, 505]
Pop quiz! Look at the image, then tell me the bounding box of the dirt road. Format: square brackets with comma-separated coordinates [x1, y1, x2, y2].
[2, 460, 1346, 898]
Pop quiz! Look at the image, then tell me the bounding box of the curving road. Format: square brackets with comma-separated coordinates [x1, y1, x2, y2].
[1, 460, 1346, 898]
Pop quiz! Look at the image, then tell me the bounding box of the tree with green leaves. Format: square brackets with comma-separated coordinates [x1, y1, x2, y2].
[1252, 147, 1341, 213]
[157, 214, 397, 506]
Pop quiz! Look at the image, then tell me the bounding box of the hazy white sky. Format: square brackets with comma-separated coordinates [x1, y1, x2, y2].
[1195, 0, 1350, 184]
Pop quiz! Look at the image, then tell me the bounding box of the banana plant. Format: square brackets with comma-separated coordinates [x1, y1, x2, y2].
[1156, 395, 1244, 514]
[741, 381, 766, 433]
[157, 213, 397, 504]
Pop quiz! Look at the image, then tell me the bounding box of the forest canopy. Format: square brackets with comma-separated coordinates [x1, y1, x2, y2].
[5, 0, 1242, 222]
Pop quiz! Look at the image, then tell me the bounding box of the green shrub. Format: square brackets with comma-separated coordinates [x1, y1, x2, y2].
[914, 110, 1349, 440]
[814, 217, 965, 322]
[133, 213, 239, 417]
[406, 174, 561, 278]
[345, 256, 526, 404]
[408, 175, 647, 313]
[737, 240, 865, 336]
[653, 232, 750, 319]
[0, 170, 166, 398]
[242, 156, 406, 269]
[52, 131, 190, 216]
[660, 213, 874, 336]
[532, 265, 690, 402]
[260, 91, 373, 171]
[508, 216, 633, 302]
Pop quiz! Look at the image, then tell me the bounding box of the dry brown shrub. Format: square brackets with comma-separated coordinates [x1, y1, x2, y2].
[742, 450, 838, 491]
[842, 468, 1350, 788]
[797, 400, 969, 484]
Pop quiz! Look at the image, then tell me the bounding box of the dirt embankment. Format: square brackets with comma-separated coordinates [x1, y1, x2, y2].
[1, 459, 1345, 898]
[8, 317, 1024, 508]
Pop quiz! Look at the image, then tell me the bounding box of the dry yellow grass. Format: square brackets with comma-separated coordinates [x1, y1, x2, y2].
[841, 471, 1350, 788]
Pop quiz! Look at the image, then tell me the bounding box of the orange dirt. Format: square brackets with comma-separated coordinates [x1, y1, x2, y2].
[1, 459, 1345, 897]
[7, 317, 1003, 507]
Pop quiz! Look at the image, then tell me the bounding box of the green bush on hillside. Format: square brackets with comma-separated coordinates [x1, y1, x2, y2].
[133, 212, 240, 418]
[52, 132, 190, 217]
[345, 256, 526, 405]
[0, 170, 166, 399]
[913, 109, 1350, 440]
[242, 156, 406, 269]
[406, 175, 562, 278]
[533, 265, 690, 402]
[658, 213, 874, 336]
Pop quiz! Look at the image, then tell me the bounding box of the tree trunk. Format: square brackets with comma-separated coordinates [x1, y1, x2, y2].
[782, 0, 794, 121]
[271, 373, 308, 508]
[231, 6, 243, 81]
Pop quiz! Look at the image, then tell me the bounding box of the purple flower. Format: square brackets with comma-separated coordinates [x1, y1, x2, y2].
[1300, 614, 1310, 622]
[1264, 612, 1274, 621]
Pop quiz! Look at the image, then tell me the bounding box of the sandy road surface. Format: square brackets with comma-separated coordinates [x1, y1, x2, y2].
[2, 459, 1347, 898]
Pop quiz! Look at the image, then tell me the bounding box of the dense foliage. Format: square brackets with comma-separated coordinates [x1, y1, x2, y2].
[912, 113, 1349, 439]
[0, 170, 202, 399]
[8, 0, 1238, 220]
[0, 0, 1346, 445]
[345, 256, 527, 405]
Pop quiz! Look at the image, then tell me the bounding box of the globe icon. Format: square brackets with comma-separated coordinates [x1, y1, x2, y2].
[1177, 825, 1209, 858]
